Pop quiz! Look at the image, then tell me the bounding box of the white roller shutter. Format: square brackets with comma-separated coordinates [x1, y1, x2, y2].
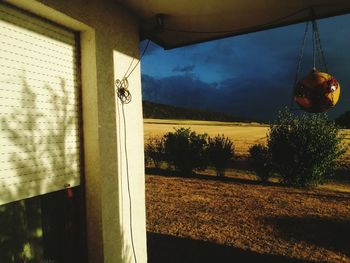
[0, 3, 82, 204]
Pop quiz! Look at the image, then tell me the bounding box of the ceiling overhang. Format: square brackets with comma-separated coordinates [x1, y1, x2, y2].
[116, 0, 350, 49]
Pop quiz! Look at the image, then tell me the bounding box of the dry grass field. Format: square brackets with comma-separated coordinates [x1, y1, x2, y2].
[144, 119, 269, 156]
[144, 119, 350, 263]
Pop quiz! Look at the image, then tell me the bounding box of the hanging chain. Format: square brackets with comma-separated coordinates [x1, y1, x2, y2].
[290, 16, 330, 109]
[311, 18, 328, 73]
[290, 21, 309, 109]
[312, 20, 317, 70]
[313, 20, 328, 73]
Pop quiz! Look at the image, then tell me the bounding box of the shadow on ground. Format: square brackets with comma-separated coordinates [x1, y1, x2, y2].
[145, 167, 280, 187]
[146, 164, 350, 190]
[265, 216, 350, 257]
[147, 232, 312, 263]
[281, 190, 350, 202]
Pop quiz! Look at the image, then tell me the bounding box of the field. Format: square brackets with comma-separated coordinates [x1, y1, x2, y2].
[144, 119, 269, 156]
[144, 118, 350, 159]
[144, 119, 350, 263]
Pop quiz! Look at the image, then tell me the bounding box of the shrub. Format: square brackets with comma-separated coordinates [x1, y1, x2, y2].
[163, 127, 208, 175]
[249, 144, 271, 182]
[208, 135, 234, 177]
[144, 137, 164, 169]
[268, 109, 347, 187]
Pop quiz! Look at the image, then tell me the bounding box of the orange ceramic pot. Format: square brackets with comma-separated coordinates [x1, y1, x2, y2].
[294, 69, 340, 113]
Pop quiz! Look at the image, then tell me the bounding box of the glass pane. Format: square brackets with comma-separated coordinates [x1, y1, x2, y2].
[0, 187, 85, 263]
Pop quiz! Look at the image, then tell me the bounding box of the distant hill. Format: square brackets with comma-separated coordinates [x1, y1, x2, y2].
[335, 111, 350, 128]
[142, 100, 249, 122]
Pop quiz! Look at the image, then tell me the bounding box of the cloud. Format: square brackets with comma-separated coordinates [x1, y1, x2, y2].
[172, 64, 196, 73]
[141, 74, 218, 108]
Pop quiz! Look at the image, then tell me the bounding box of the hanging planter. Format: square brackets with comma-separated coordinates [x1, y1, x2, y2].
[294, 69, 340, 113]
[292, 15, 341, 113]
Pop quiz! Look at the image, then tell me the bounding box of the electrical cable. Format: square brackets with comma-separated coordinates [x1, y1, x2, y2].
[117, 99, 124, 228]
[124, 57, 135, 80]
[116, 39, 151, 104]
[125, 40, 150, 79]
[163, 7, 311, 34]
[115, 38, 150, 263]
[121, 102, 138, 263]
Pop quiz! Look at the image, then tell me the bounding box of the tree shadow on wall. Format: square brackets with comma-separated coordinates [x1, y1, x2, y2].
[0, 77, 85, 263]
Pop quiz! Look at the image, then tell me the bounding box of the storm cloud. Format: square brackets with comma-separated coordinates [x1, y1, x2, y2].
[142, 73, 292, 121]
[172, 64, 196, 73]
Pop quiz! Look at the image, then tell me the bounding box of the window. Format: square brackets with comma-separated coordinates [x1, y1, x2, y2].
[0, 3, 85, 262]
[0, 2, 81, 204]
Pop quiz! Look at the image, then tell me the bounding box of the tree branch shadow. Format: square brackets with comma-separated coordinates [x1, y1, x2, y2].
[0, 76, 84, 262]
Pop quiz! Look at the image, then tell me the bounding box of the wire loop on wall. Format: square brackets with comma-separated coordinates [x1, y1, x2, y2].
[115, 77, 132, 104]
[115, 39, 150, 105]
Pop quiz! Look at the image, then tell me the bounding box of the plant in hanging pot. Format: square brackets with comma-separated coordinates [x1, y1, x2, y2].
[292, 18, 341, 113]
[294, 69, 340, 113]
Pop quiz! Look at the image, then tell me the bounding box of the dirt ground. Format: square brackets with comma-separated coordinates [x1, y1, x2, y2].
[146, 170, 350, 262]
[144, 119, 350, 262]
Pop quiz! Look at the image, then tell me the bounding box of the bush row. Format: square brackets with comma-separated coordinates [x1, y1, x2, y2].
[145, 128, 234, 177]
[146, 109, 347, 187]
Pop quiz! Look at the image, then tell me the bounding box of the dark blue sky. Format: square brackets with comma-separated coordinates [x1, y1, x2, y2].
[140, 13, 350, 122]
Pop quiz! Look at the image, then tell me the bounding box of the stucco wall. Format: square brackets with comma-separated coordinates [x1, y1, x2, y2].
[5, 1, 147, 262]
